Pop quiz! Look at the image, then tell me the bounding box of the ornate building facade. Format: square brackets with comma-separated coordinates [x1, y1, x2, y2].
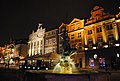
[84, 6, 120, 69]
[59, 6, 120, 69]
[28, 24, 45, 56]
[66, 18, 85, 68]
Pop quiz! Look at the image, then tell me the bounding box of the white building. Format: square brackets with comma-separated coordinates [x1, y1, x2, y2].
[28, 24, 45, 56]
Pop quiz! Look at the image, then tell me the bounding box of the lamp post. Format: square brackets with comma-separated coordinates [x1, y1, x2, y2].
[93, 54, 98, 70]
[94, 54, 98, 59]
[117, 53, 119, 58]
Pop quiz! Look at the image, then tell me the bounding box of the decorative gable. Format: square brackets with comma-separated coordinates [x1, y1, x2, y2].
[86, 6, 115, 25]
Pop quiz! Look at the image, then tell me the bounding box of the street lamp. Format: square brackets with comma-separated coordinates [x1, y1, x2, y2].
[94, 54, 97, 59]
[117, 53, 119, 58]
[85, 47, 88, 50]
[104, 45, 108, 48]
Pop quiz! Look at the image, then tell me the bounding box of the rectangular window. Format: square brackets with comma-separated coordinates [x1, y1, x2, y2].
[53, 48, 56, 53]
[88, 39, 93, 48]
[96, 27, 102, 33]
[71, 34, 74, 39]
[105, 24, 113, 30]
[49, 39, 52, 44]
[98, 37, 103, 47]
[108, 35, 114, 46]
[78, 32, 81, 38]
[46, 40, 48, 45]
[71, 44, 75, 48]
[78, 43, 82, 50]
[89, 58, 94, 66]
[88, 30, 92, 35]
[98, 37, 103, 42]
[52, 38, 56, 43]
[37, 41, 39, 46]
[77, 24, 80, 29]
[41, 40, 42, 44]
[71, 26, 74, 31]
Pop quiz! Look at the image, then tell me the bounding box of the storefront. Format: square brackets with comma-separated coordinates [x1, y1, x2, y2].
[85, 47, 119, 69]
[19, 53, 60, 70]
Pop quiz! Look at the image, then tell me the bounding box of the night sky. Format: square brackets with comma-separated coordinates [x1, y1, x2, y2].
[0, 0, 120, 45]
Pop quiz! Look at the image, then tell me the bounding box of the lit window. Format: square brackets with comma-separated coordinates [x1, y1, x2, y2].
[46, 40, 48, 45]
[115, 43, 120, 46]
[98, 37, 103, 47]
[93, 47, 96, 49]
[49, 39, 52, 44]
[77, 24, 80, 29]
[88, 39, 93, 48]
[108, 35, 114, 46]
[96, 27, 102, 33]
[78, 32, 81, 38]
[105, 24, 113, 30]
[52, 38, 56, 43]
[71, 34, 74, 39]
[88, 30, 92, 35]
[78, 43, 82, 50]
[104, 45, 108, 48]
[71, 25, 74, 31]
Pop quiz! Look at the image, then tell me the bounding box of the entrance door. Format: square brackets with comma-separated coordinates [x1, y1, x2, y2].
[37, 60, 42, 67]
[99, 58, 105, 69]
[79, 58, 82, 68]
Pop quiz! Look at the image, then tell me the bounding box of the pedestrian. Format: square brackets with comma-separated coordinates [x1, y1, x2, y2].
[5, 63, 7, 69]
[8, 61, 9, 69]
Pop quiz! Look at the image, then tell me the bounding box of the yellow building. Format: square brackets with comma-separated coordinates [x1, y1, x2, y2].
[65, 6, 120, 69]
[66, 18, 85, 68]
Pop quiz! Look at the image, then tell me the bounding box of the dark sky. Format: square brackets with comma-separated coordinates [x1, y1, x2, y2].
[0, 0, 120, 45]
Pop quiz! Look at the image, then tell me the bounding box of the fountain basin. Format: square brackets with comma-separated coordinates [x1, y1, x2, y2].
[25, 70, 110, 81]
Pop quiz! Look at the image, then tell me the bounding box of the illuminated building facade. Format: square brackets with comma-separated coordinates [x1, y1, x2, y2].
[61, 6, 120, 69]
[84, 6, 120, 69]
[66, 18, 85, 68]
[28, 24, 45, 56]
[45, 29, 58, 54]
[21, 6, 120, 69]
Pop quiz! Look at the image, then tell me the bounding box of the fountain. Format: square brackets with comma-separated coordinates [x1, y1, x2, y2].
[53, 26, 77, 74]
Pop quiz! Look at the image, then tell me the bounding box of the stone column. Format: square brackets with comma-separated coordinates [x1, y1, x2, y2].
[32, 42, 34, 56]
[92, 26, 96, 44]
[84, 29, 87, 45]
[42, 38, 44, 55]
[38, 40, 41, 54]
[102, 25, 107, 43]
[29, 42, 31, 56]
[35, 41, 37, 55]
[113, 23, 119, 41]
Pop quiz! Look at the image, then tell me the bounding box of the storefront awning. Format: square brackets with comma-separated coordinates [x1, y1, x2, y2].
[24, 53, 61, 60]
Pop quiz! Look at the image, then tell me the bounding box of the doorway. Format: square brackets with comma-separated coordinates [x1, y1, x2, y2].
[79, 58, 82, 68]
